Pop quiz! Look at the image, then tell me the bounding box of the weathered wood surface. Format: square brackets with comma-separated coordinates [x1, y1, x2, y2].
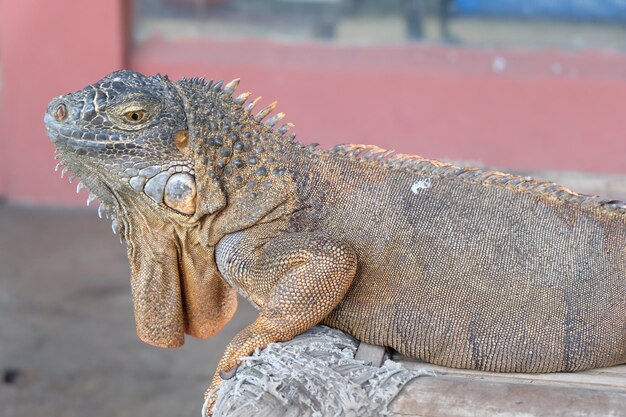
[209, 326, 427, 417]
[209, 326, 626, 417]
[395, 358, 626, 417]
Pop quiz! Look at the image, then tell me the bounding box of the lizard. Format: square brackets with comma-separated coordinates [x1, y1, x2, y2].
[44, 70, 626, 414]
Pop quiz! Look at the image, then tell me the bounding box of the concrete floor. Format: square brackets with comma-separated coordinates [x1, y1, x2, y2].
[0, 205, 257, 417]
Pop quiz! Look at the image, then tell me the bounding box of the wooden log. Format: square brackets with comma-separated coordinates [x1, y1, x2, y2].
[209, 326, 626, 417]
[209, 326, 428, 416]
[395, 358, 626, 417]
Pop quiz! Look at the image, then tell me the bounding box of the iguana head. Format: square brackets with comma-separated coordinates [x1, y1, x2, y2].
[44, 70, 198, 223]
[44, 70, 257, 347]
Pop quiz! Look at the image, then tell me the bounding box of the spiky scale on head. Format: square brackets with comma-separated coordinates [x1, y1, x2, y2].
[256, 101, 277, 120]
[223, 78, 240, 94]
[266, 112, 285, 127]
[245, 96, 262, 112]
[234, 92, 252, 104]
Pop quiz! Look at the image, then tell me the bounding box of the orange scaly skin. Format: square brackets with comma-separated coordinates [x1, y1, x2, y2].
[45, 71, 626, 416]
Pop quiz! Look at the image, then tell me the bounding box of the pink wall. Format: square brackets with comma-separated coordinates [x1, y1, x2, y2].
[2, 1, 626, 206]
[133, 38, 626, 174]
[0, 0, 126, 206]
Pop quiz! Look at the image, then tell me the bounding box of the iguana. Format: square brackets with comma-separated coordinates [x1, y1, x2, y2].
[45, 70, 626, 414]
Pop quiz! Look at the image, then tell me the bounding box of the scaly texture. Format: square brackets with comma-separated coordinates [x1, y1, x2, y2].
[44, 71, 626, 416]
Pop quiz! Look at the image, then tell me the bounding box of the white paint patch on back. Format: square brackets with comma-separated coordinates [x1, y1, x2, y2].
[411, 178, 432, 194]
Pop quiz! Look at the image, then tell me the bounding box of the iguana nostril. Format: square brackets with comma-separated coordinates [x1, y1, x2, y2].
[54, 103, 67, 121]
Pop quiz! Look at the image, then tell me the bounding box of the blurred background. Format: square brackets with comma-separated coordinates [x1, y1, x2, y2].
[2, 1, 626, 416]
[3, 0, 626, 205]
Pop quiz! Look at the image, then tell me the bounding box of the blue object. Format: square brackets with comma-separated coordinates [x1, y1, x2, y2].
[454, 0, 626, 21]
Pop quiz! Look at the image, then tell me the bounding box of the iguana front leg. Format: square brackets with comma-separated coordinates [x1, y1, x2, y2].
[203, 231, 358, 415]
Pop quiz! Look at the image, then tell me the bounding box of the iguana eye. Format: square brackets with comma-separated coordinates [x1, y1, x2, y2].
[124, 110, 146, 123]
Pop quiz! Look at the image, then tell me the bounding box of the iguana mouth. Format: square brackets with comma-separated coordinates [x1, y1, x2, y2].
[44, 97, 134, 150]
[44, 122, 131, 150]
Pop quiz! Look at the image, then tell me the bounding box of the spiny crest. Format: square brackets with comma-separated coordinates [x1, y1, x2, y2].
[185, 76, 297, 140]
[234, 92, 251, 104]
[266, 113, 285, 127]
[152, 73, 169, 82]
[333, 144, 626, 215]
[187, 76, 210, 87]
[180, 77, 297, 202]
[245, 96, 262, 112]
[223, 78, 240, 94]
[255, 102, 277, 120]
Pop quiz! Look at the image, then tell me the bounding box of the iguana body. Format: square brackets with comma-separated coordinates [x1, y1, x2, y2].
[45, 71, 626, 413]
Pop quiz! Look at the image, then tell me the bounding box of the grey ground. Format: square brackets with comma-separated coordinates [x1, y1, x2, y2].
[2, 169, 626, 417]
[0, 204, 256, 417]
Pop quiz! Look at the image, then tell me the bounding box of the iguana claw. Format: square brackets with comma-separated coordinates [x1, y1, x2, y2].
[219, 362, 238, 380]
